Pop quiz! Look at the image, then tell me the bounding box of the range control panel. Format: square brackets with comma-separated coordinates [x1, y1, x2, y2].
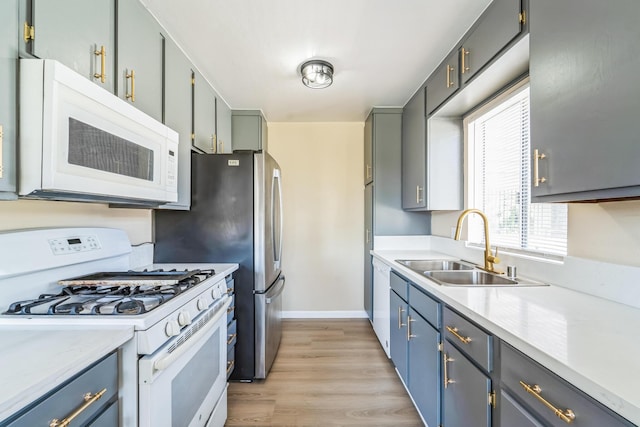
[48, 235, 102, 255]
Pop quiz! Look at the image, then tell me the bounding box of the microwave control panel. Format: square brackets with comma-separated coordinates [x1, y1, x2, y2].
[48, 235, 102, 255]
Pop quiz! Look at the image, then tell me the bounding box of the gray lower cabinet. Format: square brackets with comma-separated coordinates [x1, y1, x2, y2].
[459, 0, 524, 84]
[1, 352, 118, 427]
[389, 289, 409, 385]
[364, 184, 373, 321]
[192, 69, 217, 154]
[426, 50, 460, 116]
[0, 0, 18, 198]
[500, 342, 635, 427]
[116, 0, 164, 122]
[402, 87, 462, 211]
[24, 0, 115, 92]
[232, 110, 267, 152]
[443, 340, 492, 427]
[160, 37, 193, 210]
[530, 0, 640, 202]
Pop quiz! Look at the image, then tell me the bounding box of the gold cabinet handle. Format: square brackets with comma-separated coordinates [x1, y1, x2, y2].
[126, 69, 136, 102]
[520, 381, 576, 424]
[398, 306, 405, 329]
[407, 315, 416, 341]
[416, 185, 423, 204]
[93, 45, 106, 83]
[226, 287, 234, 295]
[226, 359, 235, 375]
[533, 149, 547, 187]
[227, 333, 237, 345]
[0, 125, 4, 179]
[446, 325, 472, 344]
[365, 229, 371, 244]
[49, 388, 107, 427]
[219, 139, 225, 154]
[211, 134, 217, 153]
[443, 352, 455, 388]
[227, 305, 234, 314]
[461, 48, 470, 74]
[446, 64, 454, 88]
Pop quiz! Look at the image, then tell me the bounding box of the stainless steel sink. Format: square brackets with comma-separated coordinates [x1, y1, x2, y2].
[424, 270, 518, 286]
[395, 259, 474, 272]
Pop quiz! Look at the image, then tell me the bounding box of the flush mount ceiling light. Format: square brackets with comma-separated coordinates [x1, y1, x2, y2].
[300, 60, 334, 89]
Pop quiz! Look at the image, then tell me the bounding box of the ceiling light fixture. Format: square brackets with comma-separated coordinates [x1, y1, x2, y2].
[300, 60, 334, 89]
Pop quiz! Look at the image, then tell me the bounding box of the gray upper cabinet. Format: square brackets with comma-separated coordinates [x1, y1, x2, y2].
[192, 69, 217, 154]
[25, 0, 115, 92]
[160, 37, 193, 210]
[216, 96, 232, 154]
[426, 50, 459, 116]
[402, 88, 462, 211]
[0, 0, 18, 198]
[232, 110, 267, 152]
[117, 0, 164, 122]
[460, 0, 524, 84]
[530, 0, 640, 202]
[364, 114, 373, 185]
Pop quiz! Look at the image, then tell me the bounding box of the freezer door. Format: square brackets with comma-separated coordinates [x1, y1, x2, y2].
[255, 275, 285, 379]
[254, 152, 283, 292]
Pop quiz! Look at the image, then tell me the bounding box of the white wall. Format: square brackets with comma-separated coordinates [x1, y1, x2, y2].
[267, 122, 364, 315]
[431, 200, 640, 267]
[0, 200, 152, 245]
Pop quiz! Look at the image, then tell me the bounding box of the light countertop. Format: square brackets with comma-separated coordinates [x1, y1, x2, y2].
[0, 325, 133, 421]
[373, 249, 640, 425]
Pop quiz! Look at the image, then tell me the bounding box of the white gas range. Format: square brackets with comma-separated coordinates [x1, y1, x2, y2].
[0, 227, 238, 427]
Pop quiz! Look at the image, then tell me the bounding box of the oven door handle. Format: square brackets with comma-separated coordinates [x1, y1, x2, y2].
[153, 298, 231, 372]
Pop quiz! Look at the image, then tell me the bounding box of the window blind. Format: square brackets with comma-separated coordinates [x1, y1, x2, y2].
[468, 85, 567, 256]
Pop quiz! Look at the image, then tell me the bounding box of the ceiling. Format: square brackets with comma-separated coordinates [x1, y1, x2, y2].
[141, 0, 492, 122]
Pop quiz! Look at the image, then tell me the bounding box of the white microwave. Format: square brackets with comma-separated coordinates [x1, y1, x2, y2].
[19, 59, 178, 205]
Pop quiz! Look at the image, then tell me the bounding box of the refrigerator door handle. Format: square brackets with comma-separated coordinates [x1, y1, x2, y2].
[266, 276, 285, 304]
[272, 169, 284, 269]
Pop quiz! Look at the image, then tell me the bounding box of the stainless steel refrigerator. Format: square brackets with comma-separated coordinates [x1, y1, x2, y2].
[154, 151, 284, 380]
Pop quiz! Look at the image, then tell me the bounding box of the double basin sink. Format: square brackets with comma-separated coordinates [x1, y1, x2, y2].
[395, 259, 546, 287]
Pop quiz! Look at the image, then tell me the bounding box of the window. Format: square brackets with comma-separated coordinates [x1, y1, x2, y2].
[466, 81, 567, 257]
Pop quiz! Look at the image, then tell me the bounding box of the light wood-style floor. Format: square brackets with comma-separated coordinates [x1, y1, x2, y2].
[226, 319, 423, 427]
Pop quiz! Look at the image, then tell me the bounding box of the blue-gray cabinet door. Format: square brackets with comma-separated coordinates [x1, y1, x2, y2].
[117, 0, 163, 122]
[389, 290, 408, 385]
[216, 96, 232, 153]
[29, 0, 115, 92]
[499, 390, 545, 427]
[443, 340, 491, 427]
[364, 112, 373, 185]
[460, 0, 524, 84]
[401, 86, 426, 210]
[192, 69, 217, 154]
[160, 37, 193, 210]
[426, 50, 459, 116]
[364, 184, 373, 321]
[0, 0, 17, 197]
[408, 309, 440, 427]
[530, 0, 640, 202]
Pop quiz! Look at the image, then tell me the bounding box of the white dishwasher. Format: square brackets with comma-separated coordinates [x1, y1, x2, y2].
[372, 258, 391, 358]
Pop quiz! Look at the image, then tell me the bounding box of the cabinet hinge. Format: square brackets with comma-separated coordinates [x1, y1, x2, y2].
[519, 10, 526, 25]
[191, 77, 195, 85]
[489, 390, 496, 408]
[23, 22, 35, 42]
[191, 133, 195, 141]
[438, 342, 443, 352]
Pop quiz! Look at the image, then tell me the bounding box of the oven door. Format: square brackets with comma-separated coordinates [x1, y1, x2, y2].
[138, 298, 230, 427]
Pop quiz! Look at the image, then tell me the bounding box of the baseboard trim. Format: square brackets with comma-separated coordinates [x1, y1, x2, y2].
[282, 310, 368, 319]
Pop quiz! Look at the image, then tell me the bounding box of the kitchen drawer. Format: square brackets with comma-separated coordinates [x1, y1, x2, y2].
[500, 342, 635, 427]
[226, 295, 235, 324]
[409, 284, 440, 329]
[3, 352, 118, 427]
[390, 271, 408, 301]
[443, 306, 492, 372]
[226, 345, 235, 380]
[88, 399, 119, 427]
[227, 319, 237, 349]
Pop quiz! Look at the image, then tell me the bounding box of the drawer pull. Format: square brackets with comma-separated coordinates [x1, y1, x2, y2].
[227, 306, 235, 314]
[398, 306, 406, 329]
[49, 388, 107, 427]
[227, 333, 237, 345]
[443, 352, 455, 389]
[520, 381, 576, 424]
[407, 315, 416, 341]
[226, 287, 233, 295]
[226, 359, 235, 374]
[446, 325, 472, 344]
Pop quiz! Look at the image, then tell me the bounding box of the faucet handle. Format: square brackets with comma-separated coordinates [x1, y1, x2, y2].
[488, 246, 501, 265]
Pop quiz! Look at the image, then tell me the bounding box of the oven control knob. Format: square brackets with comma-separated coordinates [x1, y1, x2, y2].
[177, 311, 192, 326]
[165, 320, 180, 337]
[197, 298, 207, 311]
[212, 288, 222, 299]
